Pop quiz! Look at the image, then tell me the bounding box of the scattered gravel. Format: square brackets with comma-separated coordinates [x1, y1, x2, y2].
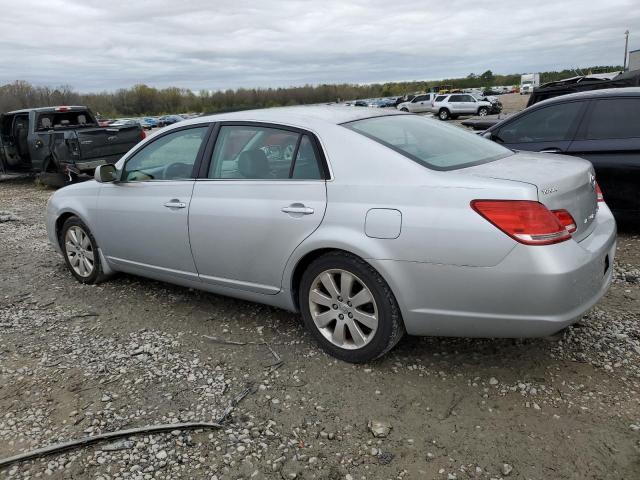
[1, 178, 639, 479]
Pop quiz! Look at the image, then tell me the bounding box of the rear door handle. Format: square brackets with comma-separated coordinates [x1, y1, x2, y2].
[164, 200, 186, 209]
[539, 148, 562, 154]
[281, 205, 314, 215]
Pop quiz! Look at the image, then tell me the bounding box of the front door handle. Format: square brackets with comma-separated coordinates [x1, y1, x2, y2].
[539, 148, 562, 154]
[281, 204, 314, 215]
[164, 200, 186, 209]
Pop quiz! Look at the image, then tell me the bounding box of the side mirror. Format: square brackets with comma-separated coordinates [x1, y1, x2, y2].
[95, 164, 117, 183]
[481, 131, 493, 139]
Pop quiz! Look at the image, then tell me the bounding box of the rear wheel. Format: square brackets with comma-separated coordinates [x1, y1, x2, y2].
[299, 251, 404, 363]
[59, 217, 107, 284]
[400, 107, 409, 112]
[438, 108, 450, 120]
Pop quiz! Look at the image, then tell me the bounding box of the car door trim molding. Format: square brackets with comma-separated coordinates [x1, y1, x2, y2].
[199, 273, 281, 295]
[106, 256, 200, 281]
[196, 120, 331, 180]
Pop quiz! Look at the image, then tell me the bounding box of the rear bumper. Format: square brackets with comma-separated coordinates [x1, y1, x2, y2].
[371, 205, 617, 337]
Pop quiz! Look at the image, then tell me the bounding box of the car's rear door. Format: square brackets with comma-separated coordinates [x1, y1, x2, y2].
[188, 122, 328, 294]
[491, 100, 587, 154]
[94, 124, 211, 281]
[566, 96, 640, 214]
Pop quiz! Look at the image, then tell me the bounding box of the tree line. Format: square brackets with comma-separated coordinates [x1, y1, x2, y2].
[0, 66, 621, 117]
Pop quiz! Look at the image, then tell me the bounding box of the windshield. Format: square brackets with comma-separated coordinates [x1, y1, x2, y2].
[343, 114, 513, 170]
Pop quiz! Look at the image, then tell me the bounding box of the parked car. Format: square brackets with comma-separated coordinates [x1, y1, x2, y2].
[157, 115, 184, 127]
[0, 106, 144, 185]
[46, 106, 615, 362]
[396, 93, 438, 113]
[352, 100, 368, 107]
[432, 93, 493, 120]
[483, 87, 640, 217]
[143, 117, 159, 128]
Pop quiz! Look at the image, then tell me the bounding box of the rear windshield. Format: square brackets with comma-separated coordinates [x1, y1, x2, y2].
[344, 114, 512, 170]
[36, 110, 97, 131]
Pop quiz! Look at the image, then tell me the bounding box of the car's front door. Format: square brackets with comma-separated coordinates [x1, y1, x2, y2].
[410, 95, 429, 113]
[94, 124, 211, 281]
[490, 100, 587, 154]
[567, 97, 640, 214]
[189, 123, 328, 294]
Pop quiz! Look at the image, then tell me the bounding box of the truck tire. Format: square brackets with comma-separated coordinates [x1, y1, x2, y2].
[438, 109, 450, 120]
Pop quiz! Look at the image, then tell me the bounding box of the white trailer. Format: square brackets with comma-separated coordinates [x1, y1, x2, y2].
[520, 73, 540, 94]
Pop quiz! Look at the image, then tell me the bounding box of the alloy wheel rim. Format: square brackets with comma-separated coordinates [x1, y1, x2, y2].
[479, 109, 488, 116]
[308, 269, 378, 350]
[64, 226, 95, 278]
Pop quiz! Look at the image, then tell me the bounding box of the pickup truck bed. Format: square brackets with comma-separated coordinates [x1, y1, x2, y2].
[0, 106, 143, 185]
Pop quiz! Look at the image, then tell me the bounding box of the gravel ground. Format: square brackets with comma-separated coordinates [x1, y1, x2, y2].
[1, 170, 639, 479]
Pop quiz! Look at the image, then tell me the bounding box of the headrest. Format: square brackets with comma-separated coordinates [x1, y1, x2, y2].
[238, 149, 269, 179]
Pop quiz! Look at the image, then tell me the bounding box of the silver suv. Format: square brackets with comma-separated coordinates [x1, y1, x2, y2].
[432, 93, 493, 120]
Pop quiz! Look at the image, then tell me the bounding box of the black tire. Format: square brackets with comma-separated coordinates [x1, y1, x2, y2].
[478, 107, 489, 116]
[400, 107, 409, 112]
[59, 216, 108, 284]
[299, 251, 405, 363]
[438, 108, 450, 120]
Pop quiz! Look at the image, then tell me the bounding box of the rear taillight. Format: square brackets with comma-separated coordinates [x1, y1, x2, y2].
[471, 200, 572, 245]
[552, 209, 577, 233]
[595, 182, 604, 202]
[140, 130, 146, 140]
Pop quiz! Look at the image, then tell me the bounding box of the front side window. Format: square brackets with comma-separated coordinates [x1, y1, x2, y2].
[122, 126, 208, 181]
[584, 98, 640, 140]
[209, 125, 323, 180]
[497, 101, 583, 143]
[344, 115, 512, 170]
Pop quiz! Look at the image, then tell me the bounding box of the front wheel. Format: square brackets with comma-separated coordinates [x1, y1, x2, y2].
[299, 251, 404, 363]
[478, 107, 489, 116]
[59, 217, 107, 284]
[438, 109, 450, 120]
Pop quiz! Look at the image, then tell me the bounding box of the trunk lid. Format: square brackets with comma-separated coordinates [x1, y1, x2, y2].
[464, 152, 599, 242]
[75, 126, 142, 161]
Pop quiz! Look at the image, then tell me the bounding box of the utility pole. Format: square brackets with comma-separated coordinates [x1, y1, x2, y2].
[624, 30, 630, 71]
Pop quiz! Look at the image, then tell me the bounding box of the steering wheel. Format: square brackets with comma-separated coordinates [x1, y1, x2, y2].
[163, 162, 193, 180]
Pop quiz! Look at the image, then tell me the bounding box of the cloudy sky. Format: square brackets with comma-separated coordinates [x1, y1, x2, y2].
[1, 0, 637, 92]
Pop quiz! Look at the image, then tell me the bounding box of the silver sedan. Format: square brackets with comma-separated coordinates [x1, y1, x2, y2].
[46, 106, 616, 362]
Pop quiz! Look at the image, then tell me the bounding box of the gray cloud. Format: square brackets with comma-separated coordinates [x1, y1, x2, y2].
[0, 0, 636, 92]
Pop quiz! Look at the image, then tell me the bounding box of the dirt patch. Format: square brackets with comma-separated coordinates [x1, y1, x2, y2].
[0, 179, 639, 479]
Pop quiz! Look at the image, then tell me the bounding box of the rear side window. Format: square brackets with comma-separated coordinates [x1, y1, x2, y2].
[449, 95, 464, 102]
[497, 101, 583, 143]
[435, 95, 448, 102]
[584, 98, 640, 140]
[344, 115, 512, 171]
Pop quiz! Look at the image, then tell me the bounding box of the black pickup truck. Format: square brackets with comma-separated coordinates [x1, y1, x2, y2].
[0, 106, 144, 185]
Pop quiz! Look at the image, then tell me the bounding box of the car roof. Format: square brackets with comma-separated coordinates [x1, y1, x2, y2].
[531, 87, 640, 108]
[183, 105, 405, 127]
[4, 106, 89, 115]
